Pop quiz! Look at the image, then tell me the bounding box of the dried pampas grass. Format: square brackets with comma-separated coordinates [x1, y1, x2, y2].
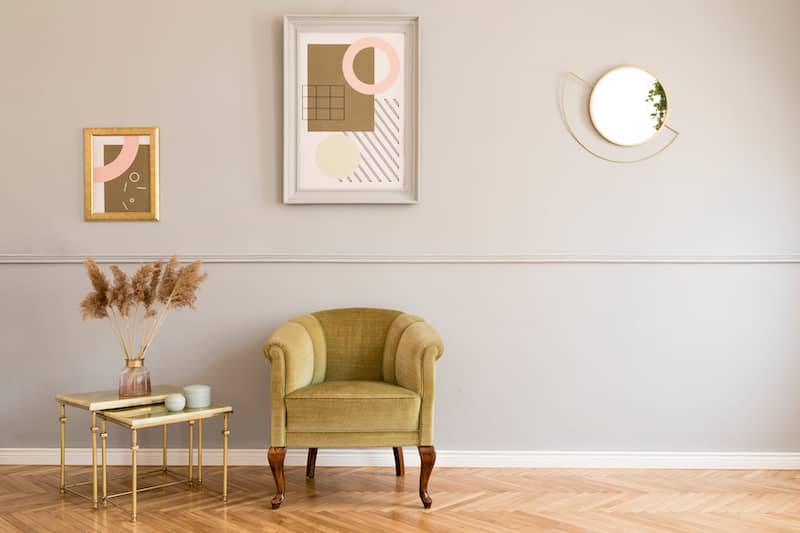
[158, 256, 179, 303]
[147, 261, 162, 308]
[84, 258, 109, 310]
[80, 292, 108, 320]
[131, 263, 154, 306]
[170, 261, 208, 310]
[81, 258, 109, 320]
[81, 256, 207, 360]
[109, 265, 134, 318]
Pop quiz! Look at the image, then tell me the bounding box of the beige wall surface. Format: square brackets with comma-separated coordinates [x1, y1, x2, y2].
[2, 0, 800, 450]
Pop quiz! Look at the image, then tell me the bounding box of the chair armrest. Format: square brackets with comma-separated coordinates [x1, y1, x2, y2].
[263, 321, 315, 396]
[394, 321, 443, 445]
[395, 321, 444, 397]
[263, 321, 316, 447]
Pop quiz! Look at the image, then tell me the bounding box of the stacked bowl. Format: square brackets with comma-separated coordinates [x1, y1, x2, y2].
[183, 384, 211, 408]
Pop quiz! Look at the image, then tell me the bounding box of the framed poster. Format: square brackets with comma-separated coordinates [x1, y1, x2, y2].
[84, 127, 159, 221]
[283, 15, 420, 204]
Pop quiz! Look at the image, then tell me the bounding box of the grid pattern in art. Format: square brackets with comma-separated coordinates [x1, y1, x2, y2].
[302, 85, 345, 121]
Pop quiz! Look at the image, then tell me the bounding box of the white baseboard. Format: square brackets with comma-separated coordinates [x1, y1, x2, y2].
[2, 448, 800, 469]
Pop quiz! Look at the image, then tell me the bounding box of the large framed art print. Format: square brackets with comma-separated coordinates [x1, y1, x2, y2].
[283, 15, 420, 204]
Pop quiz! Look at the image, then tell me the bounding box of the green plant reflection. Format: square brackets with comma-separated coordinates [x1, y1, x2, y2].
[646, 81, 667, 130]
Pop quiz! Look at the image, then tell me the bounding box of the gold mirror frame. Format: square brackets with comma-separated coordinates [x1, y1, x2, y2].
[560, 71, 680, 164]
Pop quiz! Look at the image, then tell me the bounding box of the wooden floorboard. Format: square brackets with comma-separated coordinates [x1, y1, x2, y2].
[2, 465, 800, 532]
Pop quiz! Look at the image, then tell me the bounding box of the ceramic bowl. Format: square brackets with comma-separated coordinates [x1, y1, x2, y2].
[165, 393, 186, 412]
[183, 384, 211, 408]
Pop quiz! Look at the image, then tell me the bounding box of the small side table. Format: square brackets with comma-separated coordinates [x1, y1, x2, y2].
[100, 403, 233, 522]
[55, 385, 181, 508]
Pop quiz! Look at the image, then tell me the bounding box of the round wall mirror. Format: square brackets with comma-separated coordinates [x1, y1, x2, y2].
[589, 66, 668, 146]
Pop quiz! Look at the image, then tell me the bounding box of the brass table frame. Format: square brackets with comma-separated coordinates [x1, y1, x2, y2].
[55, 386, 181, 508]
[99, 404, 233, 522]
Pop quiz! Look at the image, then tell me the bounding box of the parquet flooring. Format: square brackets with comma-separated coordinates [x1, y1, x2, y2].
[1, 465, 800, 532]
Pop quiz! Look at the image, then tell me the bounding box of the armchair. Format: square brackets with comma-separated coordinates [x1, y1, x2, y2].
[263, 307, 444, 508]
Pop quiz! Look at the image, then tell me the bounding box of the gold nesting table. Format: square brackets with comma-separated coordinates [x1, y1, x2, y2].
[101, 403, 233, 522]
[56, 387, 232, 522]
[56, 385, 182, 508]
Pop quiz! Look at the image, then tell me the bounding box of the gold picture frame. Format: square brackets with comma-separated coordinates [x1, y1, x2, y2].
[84, 127, 159, 221]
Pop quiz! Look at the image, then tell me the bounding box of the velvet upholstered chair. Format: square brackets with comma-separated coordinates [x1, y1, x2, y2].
[263, 308, 444, 508]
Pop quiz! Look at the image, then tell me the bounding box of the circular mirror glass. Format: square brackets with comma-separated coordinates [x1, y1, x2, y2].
[589, 66, 667, 146]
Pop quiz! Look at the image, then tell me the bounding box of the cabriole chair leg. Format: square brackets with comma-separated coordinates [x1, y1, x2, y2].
[418, 446, 436, 509]
[268, 447, 287, 509]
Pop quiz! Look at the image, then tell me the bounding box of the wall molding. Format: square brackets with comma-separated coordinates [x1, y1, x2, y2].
[4, 448, 800, 469]
[4, 253, 800, 265]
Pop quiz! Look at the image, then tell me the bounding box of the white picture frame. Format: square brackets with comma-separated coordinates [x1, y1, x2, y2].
[283, 15, 420, 204]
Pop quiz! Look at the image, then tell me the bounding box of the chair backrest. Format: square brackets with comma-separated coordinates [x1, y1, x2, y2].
[312, 307, 402, 381]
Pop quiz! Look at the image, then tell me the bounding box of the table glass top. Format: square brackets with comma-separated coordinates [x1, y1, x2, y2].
[101, 403, 233, 429]
[56, 385, 182, 411]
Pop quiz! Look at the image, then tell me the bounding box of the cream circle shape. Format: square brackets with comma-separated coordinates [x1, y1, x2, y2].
[315, 134, 360, 178]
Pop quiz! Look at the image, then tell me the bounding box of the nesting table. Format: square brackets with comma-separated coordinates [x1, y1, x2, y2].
[101, 403, 233, 521]
[56, 385, 182, 508]
[56, 387, 233, 522]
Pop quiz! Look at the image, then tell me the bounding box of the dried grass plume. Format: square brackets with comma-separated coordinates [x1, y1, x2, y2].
[170, 261, 208, 309]
[80, 256, 207, 360]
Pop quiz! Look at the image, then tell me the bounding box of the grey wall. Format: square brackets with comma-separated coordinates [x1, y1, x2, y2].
[2, 0, 800, 451]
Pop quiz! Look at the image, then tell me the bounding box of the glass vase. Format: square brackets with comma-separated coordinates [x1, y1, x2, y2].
[119, 359, 151, 398]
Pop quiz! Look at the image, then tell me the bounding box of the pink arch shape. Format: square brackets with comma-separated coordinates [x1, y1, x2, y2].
[93, 136, 140, 183]
[342, 37, 400, 95]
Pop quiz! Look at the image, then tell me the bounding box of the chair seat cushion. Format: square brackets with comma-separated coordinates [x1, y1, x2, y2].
[285, 381, 420, 433]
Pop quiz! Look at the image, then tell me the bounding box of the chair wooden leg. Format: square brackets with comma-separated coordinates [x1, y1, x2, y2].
[267, 447, 286, 509]
[418, 446, 436, 509]
[306, 448, 318, 479]
[393, 447, 404, 476]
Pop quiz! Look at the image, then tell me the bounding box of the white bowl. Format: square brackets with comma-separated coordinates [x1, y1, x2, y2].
[183, 384, 211, 408]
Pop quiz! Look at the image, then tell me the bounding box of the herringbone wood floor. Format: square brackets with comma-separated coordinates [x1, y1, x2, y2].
[2, 465, 800, 532]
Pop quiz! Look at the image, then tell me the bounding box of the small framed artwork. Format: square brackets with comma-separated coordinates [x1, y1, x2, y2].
[84, 127, 159, 221]
[283, 15, 420, 204]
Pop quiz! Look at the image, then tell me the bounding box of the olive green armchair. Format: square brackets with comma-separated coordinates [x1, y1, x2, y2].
[263, 308, 444, 508]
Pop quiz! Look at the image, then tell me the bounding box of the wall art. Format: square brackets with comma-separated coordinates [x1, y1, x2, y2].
[84, 127, 159, 220]
[283, 16, 419, 203]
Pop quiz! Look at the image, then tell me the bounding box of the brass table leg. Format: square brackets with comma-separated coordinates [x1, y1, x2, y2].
[91, 412, 98, 509]
[198, 419, 203, 485]
[162, 424, 168, 472]
[188, 420, 194, 485]
[131, 429, 138, 522]
[59, 404, 66, 493]
[222, 414, 229, 503]
[101, 418, 107, 506]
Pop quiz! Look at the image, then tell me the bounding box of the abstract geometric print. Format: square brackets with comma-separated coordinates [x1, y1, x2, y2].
[91, 135, 152, 213]
[295, 32, 405, 192]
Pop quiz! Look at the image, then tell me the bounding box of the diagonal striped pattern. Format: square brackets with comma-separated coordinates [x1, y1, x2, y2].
[340, 99, 401, 184]
[4, 465, 800, 531]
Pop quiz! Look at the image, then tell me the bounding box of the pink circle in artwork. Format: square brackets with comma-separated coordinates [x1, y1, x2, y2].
[342, 37, 400, 95]
[93, 136, 140, 183]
